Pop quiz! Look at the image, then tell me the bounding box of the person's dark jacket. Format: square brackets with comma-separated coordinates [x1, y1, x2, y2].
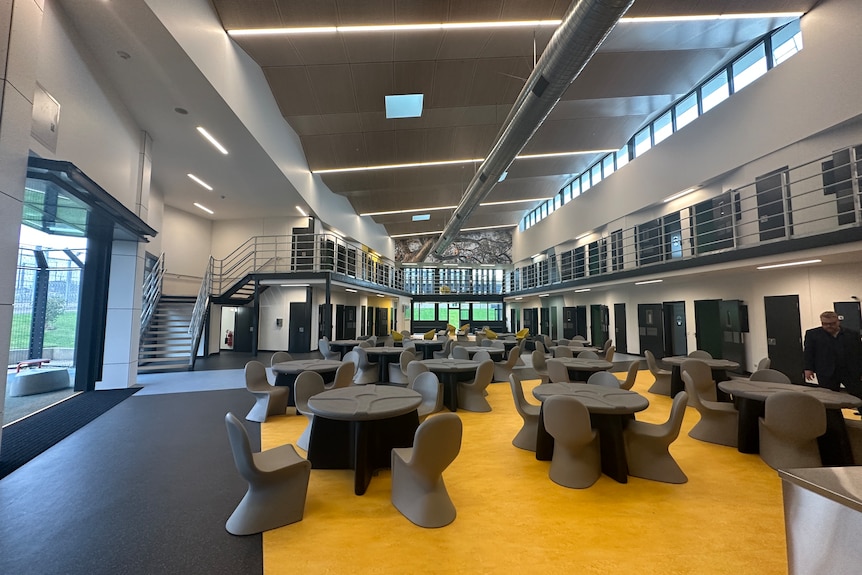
[803, 326, 862, 392]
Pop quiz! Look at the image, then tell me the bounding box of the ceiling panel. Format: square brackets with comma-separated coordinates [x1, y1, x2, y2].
[207, 0, 818, 237]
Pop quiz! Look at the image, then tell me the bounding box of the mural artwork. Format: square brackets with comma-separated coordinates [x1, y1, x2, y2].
[394, 230, 512, 264]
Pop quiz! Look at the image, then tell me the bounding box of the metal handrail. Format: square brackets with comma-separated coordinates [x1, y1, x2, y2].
[140, 252, 165, 336]
[506, 143, 862, 292]
[188, 257, 213, 368]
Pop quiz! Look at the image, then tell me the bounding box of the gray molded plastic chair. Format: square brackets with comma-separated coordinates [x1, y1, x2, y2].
[400, 330, 412, 341]
[493, 347, 521, 382]
[358, 339, 374, 348]
[573, 335, 587, 342]
[750, 369, 791, 384]
[683, 372, 738, 447]
[457, 360, 494, 412]
[756, 357, 772, 371]
[331, 360, 356, 389]
[352, 346, 378, 385]
[382, 336, 395, 347]
[490, 340, 505, 349]
[433, 339, 455, 359]
[543, 395, 601, 489]
[244, 361, 289, 423]
[319, 338, 340, 360]
[570, 340, 585, 347]
[602, 339, 613, 353]
[681, 359, 715, 404]
[517, 338, 528, 364]
[271, 351, 293, 366]
[577, 350, 600, 360]
[508, 373, 540, 451]
[534, 341, 547, 355]
[402, 340, 417, 354]
[406, 360, 430, 389]
[645, 350, 672, 396]
[845, 418, 862, 464]
[604, 345, 615, 363]
[224, 412, 311, 535]
[542, 335, 553, 349]
[388, 349, 415, 385]
[294, 371, 325, 450]
[619, 361, 639, 391]
[472, 349, 492, 363]
[412, 371, 444, 421]
[624, 391, 689, 483]
[554, 346, 573, 358]
[391, 413, 463, 528]
[530, 349, 550, 381]
[479, 338, 493, 347]
[452, 345, 470, 360]
[587, 371, 621, 388]
[546, 359, 570, 383]
[758, 391, 826, 470]
[688, 350, 713, 359]
[557, 338, 571, 347]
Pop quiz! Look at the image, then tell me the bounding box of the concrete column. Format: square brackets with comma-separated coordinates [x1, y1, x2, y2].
[0, 0, 45, 446]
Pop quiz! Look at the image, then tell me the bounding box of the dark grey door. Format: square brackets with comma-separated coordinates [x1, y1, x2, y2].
[834, 301, 862, 334]
[590, 305, 609, 348]
[663, 301, 687, 356]
[233, 306, 253, 353]
[638, 303, 665, 359]
[575, 306, 588, 339]
[764, 295, 804, 383]
[720, 300, 746, 371]
[335, 304, 345, 339]
[614, 303, 627, 353]
[550, 306, 558, 339]
[540, 307, 550, 336]
[756, 167, 791, 242]
[694, 299, 723, 359]
[563, 307, 577, 339]
[523, 308, 538, 335]
[376, 307, 388, 336]
[288, 302, 311, 353]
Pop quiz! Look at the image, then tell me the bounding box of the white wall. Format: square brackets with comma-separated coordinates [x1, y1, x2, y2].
[161, 205, 213, 295]
[514, 0, 862, 262]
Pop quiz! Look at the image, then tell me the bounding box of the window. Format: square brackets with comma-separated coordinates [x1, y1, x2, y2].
[546, 199, 553, 215]
[674, 92, 698, 131]
[590, 164, 602, 186]
[562, 183, 571, 203]
[580, 173, 591, 193]
[653, 110, 673, 145]
[772, 20, 802, 66]
[571, 179, 580, 198]
[616, 144, 629, 169]
[634, 127, 651, 157]
[602, 154, 615, 178]
[732, 42, 767, 92]
[701, 71, 729, 113]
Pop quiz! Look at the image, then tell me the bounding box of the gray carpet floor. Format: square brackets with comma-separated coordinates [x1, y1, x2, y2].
[0, 388, 262, 575]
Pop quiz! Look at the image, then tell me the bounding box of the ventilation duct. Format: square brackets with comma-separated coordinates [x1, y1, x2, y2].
[429, 0, 635, 257]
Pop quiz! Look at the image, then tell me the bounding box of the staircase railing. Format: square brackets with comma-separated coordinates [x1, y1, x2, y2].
[188, 257, 213, 369]
[140, 252, 165, 337]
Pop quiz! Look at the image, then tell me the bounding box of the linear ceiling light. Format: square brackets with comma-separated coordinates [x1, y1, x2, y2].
[280, 284, 310, 287]
[390, 231, 443, 238]
[538, 293, 550, 298]
[314, 149, 611, 175]
[315, 158, 483, 175]
[345, 288, 358, 293]
[664, 187, 697, 203]
[619, 13, 803, 23]
[480, 198, 552, 207]
[296, 206, 308, 217]
[574, 288, 591, 292]
[362, 205, 457, 217]
[375, 293, 385, 297]
[187, 173, 213, 190]
[228, 20, 563, 36]
[193, 203, 213, 214]
[635, 279, 663, 285]
[195, 126, 229, 155]
[412, 214, 431, 221]
[461, 224, 518, 232]
[480, 264, 496, 267]
[757, 259, 822, 270]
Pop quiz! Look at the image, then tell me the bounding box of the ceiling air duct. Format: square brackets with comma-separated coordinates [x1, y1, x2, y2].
[429, 0, 635, 258]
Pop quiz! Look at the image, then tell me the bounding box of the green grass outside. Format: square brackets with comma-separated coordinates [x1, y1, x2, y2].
[10, 311, 78, 349]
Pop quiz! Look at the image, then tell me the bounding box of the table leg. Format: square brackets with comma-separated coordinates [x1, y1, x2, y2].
[377, 357, 389, 383]
[535, 405, 553, 461]
[818, 410, 855, 466]
[713, 369, 732, 402]
[354, 412, 419, 495]
[306, 417, 354, 469]
[734, 397, 764, 454]
[670, 365, 684, 397]
[590, 413, 629, 483]
[440, 373, 459, 411]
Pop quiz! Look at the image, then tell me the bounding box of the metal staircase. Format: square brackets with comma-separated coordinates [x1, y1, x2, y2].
[138, 295, 196, 373]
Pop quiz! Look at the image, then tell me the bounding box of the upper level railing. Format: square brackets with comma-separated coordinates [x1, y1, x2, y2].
[507, 143, 862, 292]
[210, 233, 405, 294]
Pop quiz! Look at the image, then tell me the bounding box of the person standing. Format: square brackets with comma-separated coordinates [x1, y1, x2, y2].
[803, 310, 862, 400]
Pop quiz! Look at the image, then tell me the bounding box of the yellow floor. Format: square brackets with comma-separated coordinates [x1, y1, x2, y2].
[261, 372, 793, 574]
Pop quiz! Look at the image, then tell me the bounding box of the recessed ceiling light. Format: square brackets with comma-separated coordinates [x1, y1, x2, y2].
[461, 224, 518, 232]
[228, 20, 563, 36]
[196, 126, 229, 155]
[187, 174, 213, 190]
[574, 288, 591, 292]
[481, 198, 551, 207]
[412, 214, 431, 222]
[757, 259, 822, 270]
[375, 293, 385, 297]
[514, 297, 523, 300]
[193, 203, 213, 214]
[480, 264, 495, 267]
[385, 94, 424, 119]
[363, 205, 457, 217]
[296, 206, 308, 217]
[280, 284, 309, 287]
[538, 293, 550, 297]
[345, 288, 358, 293]
[401, 263, 418, 266]
[664, 187, 696, 203]
[390, 231, 443, 238]
[443, 263, 458, 267]
[635, 279, 663, 285]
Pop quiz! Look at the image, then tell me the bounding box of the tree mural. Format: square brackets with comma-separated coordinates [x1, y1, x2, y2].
[395, 230, 512, 264]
